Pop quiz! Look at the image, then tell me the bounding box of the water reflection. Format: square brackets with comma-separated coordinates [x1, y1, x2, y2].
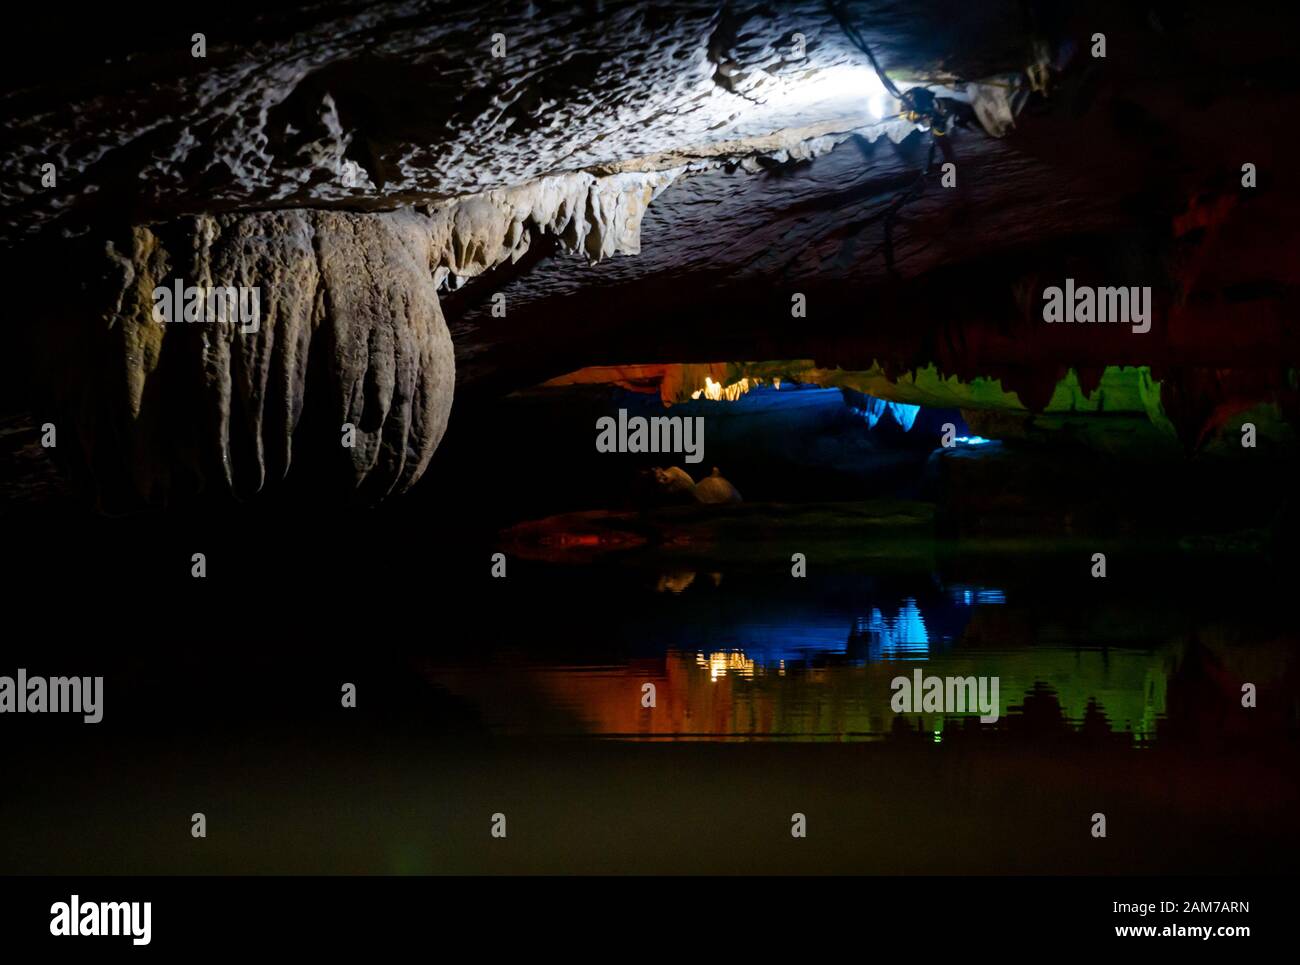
[421, 573, 1295, 746]
[850, 600, 930, 660]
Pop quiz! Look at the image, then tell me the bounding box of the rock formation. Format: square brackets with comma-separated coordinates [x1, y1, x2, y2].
[693, 468, 743, 505]
[2, 1, 1297, 509]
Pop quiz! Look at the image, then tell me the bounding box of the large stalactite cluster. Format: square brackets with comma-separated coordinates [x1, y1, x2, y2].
[28, 170, 682, 509]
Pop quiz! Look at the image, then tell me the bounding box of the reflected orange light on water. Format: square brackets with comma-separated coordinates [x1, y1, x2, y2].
[696, 650, 758, 682]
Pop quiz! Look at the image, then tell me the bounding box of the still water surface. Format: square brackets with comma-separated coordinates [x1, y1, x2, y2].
[419, 562, 1293, 746]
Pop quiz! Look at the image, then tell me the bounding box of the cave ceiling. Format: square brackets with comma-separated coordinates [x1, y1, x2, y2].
[2, 0, 1297, 507]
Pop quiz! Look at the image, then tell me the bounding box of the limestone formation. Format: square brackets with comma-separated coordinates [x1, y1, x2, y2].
[693, 468, 742, 505]
[35, 210, 454, 510]
[4, 1, 1296, 508]
[652, 466, 698, 504]
[29, 165, 698, 509]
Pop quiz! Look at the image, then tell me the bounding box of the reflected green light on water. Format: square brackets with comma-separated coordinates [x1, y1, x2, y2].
[422, 596, 1202, 744]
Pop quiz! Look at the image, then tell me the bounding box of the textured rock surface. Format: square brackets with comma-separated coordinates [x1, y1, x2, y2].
[651, 466, 698, 505]
[4, 0, 1299, 508]
[28, 167, 695, 509]
[694, 468, 742, 504]
[424, 168, 684, 288]
[1, 0, 996, 244]
[34, 210, 454, 509]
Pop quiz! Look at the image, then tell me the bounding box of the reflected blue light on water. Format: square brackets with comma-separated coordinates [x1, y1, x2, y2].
[948, 585, 1007, 605]
[678, 586, 1005, 668]
[853, 599, 930, 660]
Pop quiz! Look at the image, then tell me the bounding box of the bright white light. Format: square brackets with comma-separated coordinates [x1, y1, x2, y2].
[768, 64, 896, 121]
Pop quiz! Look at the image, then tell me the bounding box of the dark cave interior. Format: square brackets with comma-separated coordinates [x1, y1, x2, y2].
[1, 0, 1298, 877]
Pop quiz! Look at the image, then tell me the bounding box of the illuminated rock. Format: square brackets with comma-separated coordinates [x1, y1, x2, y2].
[693, 468, 742, 504]
[33, 210, 454, 509]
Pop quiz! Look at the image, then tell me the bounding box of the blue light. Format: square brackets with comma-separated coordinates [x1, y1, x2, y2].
[887, 401, 920, 431]
[948, 585, 1008, 606]
[851, 394, 921, 431]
